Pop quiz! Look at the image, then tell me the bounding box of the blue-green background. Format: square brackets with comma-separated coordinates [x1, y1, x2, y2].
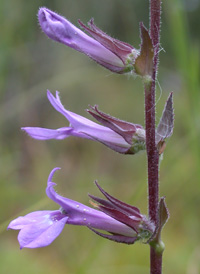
[1, 0, 200, 273]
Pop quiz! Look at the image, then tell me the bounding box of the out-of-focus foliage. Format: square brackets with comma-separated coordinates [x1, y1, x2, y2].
[0, 0, 200, 273]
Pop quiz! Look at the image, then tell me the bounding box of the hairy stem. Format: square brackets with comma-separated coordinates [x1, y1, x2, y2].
[145, 0, 162, 273]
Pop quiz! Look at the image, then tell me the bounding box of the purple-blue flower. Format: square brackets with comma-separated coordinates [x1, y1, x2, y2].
[38, 7, 139, 73]
[7, 168, 154, 248]
[22, 90, 146, 154]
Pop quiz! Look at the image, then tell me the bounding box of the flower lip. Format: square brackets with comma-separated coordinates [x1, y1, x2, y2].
[7, 210, 68, 249]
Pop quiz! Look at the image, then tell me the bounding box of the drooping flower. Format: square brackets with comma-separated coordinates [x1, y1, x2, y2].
[22, 90, 146, 154]
[38, 7, 139, 74]
[7, 168, 154, 248]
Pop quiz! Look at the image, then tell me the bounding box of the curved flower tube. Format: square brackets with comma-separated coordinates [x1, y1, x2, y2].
[7, 168, 154, 248]
[22, 90, 146, 154]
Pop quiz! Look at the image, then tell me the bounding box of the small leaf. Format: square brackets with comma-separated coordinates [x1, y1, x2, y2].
[156, 92, 174, 146]
[158, 197, 170, 231]
[147, 197, 170, 244]
[134, 23, 154, 77]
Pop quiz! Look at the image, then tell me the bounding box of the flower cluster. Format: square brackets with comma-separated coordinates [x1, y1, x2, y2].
[8, 7, 172, 250]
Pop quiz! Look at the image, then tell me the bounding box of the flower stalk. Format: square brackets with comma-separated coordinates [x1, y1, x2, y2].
[145, 0, 162, 273]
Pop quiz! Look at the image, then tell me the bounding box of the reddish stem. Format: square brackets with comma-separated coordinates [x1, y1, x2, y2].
[145, 0, 162, 273]
[150, 249, 162, 274]
[145, 89, 159, 224]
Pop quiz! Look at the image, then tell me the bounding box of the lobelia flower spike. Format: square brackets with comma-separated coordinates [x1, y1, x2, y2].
[7, 168, 154, 248]
[38, 7, 139, 74]
[22, 90, 146, 155]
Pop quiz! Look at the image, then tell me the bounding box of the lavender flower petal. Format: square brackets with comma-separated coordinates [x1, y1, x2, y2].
[21, 127, 74, 140]
[22, 127, 90, 140]
[8, 210, 68, 249]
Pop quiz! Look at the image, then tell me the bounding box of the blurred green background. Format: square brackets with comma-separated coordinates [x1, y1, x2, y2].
[0, 0, 200, 273]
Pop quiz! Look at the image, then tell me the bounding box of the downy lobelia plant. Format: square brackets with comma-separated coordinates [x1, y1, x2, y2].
[8, 2, 174, 273]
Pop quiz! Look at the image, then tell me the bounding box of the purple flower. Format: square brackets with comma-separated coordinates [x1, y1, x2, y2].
[7, 168, 154, 248]
[38, 7, 139, 73]
[22, 90, 145, 154]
